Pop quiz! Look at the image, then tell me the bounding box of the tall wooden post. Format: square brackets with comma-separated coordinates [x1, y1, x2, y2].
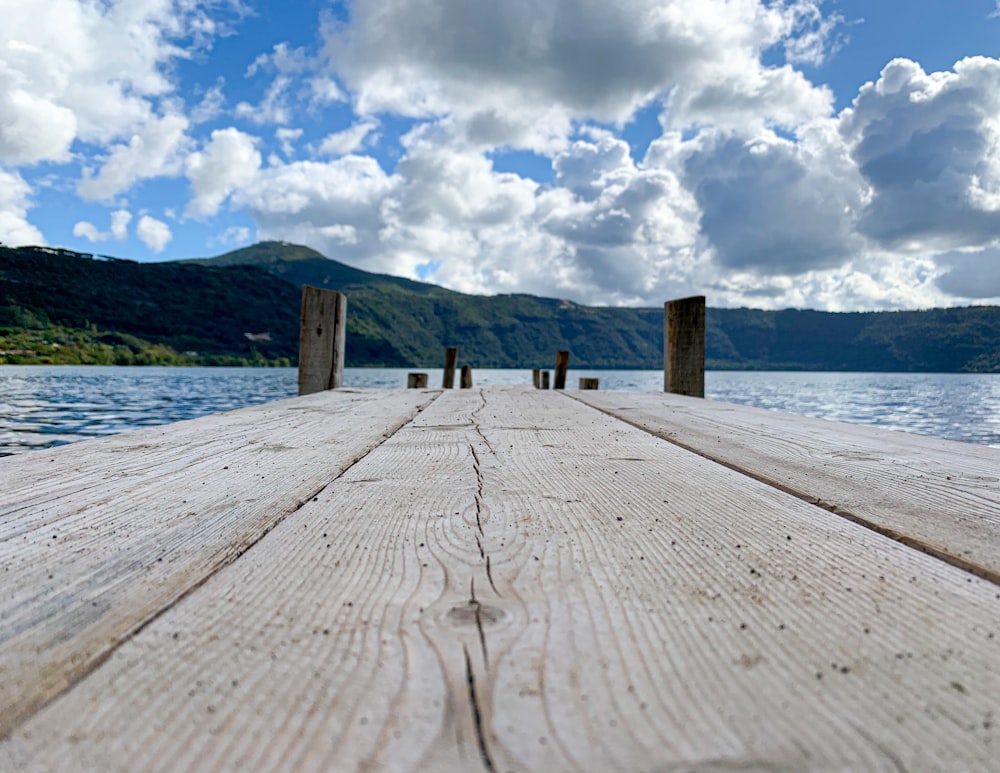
[541, 371, 550, 389]
[443, 347, 458, 389]
[664, 295, 705, 398]
[554, 350, 570, 390]
[460, 365, 473, 389]
[532, 369, 540, 389]
[298, 286, 346, 396]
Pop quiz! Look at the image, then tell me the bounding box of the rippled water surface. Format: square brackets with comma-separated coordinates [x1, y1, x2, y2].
[1, 366, 999, 454]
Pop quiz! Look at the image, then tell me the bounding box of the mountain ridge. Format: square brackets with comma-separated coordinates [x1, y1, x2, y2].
[2, 241, 999, 371]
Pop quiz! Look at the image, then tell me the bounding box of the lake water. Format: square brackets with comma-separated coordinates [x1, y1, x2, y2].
[1, 365, 999, 455]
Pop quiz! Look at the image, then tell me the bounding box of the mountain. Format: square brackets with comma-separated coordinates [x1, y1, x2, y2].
[2, 241, 1000, 371]
[0, 245, 300, 365]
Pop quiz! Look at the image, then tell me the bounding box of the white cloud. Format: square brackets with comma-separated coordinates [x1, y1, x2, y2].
[209, 225, 253, 248]
[841, 57, 1000, 254]
[72, 221, 102, 243]
[316, 120, 378, 156]
[0, 0, 235, 165]
[0, 169, 43, 245]
[235, 76, 294, 125]
[185, 128, 262, 218]
[136, 214, 172, 253]
[77, 114, 191, 200]
[110, 209, 132, 241]
[663, 122, 865, 275]
[276, 127, 303, 157]
[326, 0, 839, 150]
[71, 209, 132, 243]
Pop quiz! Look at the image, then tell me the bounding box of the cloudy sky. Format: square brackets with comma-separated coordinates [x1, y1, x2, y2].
[3, 0, 1000, 310]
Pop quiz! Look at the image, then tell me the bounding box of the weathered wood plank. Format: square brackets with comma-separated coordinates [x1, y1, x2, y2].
[5, 387, 999, 772]
[571, 389, 1000, 583]
[0, 388, 438, 738]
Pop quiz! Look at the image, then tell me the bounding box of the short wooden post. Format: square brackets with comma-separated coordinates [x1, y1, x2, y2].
[443, 347, 458, 389]
[579, 377, 599, 390]
[664, 295, 705, 398]
[541, 371, 550, 389]
[532, 368, 540, 389]
[407, 372, 428, 388]
[298, 286, 346, 396]
[554, 351, 569, 390]
[460, 365, 473, 389]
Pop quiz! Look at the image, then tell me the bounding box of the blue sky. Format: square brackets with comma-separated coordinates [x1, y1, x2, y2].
[3, 0, 1000, 310]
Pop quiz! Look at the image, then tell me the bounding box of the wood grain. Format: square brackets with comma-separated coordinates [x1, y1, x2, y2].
[0, 388, 437, 738]
[5, 387, 999, 772]
[571, 389, 1000, 583]
[297, 286, 346, 395]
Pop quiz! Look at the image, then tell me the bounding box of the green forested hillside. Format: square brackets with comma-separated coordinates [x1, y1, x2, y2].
[2, 242, 999, 371]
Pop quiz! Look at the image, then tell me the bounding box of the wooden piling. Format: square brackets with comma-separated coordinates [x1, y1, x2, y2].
[532, 369, 540, 389]
[407, 373, 428, 389]
[579, 377, 599, 390]
[554, 351, 570, 390]
[460, 365, 473, 389]
[443, 347, 458, 389]
[541, 371, 550, 389]
[664, 296, 705, 398]
[298, 286, 346, 396]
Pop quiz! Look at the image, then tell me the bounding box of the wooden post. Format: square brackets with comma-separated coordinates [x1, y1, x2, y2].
[541, 371, 550, 389]
[460, 365, 473, 389]
[407, 373, 428, 388]
[554, 351, 569, 390]
[532, 369, 540, 389]
[443, 347, 458, 389]
[298, 286, 346, 396]
[579, 377, 599, 390]
[664, 295, 705, 398]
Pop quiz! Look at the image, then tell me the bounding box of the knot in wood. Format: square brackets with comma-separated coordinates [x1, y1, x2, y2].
[446, 601, 504, 628]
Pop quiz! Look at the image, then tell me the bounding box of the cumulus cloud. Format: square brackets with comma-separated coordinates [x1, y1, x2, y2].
[316, 120, 379, 156]
[78, 114, 191, 200]
[275, 128, 304, 157]
[842, 58, 1000, 255]
[136, 215, 172, 253]
[0, 169, 44, 246]
[666, 123, 865, 275]
[110, 209, 132, 241]
[326, 0, 837, 150]
[0, 0, 235, 165]
[185, 128, 262, 218]
[72, 209, 133, 243]
[935, 246, 1000, 300]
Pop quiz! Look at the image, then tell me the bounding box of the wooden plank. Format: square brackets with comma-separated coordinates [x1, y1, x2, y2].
[298, 286, 346, 395]
[664, 296, 705, 397]
[5, 387, 999, 772]
[0, 388, 438, 738]
[571, 389, 1000, 583]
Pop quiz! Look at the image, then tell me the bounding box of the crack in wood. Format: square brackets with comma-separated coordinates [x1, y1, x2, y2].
[463, 645, 496, 773]
[485, 555, 499, 596]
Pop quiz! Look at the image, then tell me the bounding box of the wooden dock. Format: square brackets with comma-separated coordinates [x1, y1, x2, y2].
[1, 386, 999, 772]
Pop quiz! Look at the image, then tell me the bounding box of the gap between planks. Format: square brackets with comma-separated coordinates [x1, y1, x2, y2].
[565, 390, 1000, 588]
